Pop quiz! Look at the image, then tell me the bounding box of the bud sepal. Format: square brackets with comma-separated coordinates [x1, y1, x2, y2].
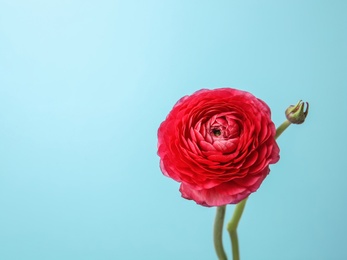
[285, 100, 309, 124]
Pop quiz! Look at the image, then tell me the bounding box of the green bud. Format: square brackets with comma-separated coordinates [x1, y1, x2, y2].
[285, 100, 309, 124]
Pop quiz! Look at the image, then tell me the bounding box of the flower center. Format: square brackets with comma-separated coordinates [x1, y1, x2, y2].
[212, 128, 221, 137]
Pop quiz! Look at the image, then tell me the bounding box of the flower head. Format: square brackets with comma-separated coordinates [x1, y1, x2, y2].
[157, 88, 280, 207]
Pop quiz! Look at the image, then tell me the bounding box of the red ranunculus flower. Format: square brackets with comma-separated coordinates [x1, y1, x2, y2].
[157, 88, 280, 207]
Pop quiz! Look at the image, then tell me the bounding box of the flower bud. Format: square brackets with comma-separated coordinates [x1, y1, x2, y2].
[285, 100, 309, 124]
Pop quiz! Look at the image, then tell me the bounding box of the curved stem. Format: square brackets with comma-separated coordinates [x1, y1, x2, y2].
[223, 119, 292, 259]
[275, 120, 291, 140]
[214, 206, 228, 260]
[226, 198, 248, 260]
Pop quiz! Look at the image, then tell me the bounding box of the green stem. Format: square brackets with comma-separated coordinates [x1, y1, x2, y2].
[224, 119, 292, 259]
[275, 120, 291, 140]
[214, 206, 228, 260]
[226, 198, 248, 260]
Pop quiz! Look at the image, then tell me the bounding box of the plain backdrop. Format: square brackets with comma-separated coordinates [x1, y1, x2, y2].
[1, 1, 346, 259]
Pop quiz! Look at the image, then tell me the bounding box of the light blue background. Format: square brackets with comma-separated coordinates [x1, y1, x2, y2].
[1, 1, 346, 259]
